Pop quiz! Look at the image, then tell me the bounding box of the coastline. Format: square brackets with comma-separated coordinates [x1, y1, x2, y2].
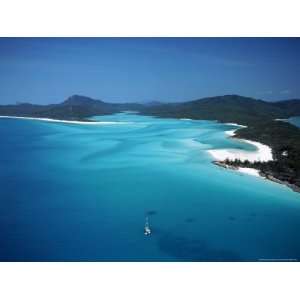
[0, 115, 126, 125]
[209, 124, 300, 193]
[208, 127, 273, 163]
[224, 122, 247, 127]
[214, 160, 300, 193]
[213, 161, 260, 177]
[208, 124, 272, 177]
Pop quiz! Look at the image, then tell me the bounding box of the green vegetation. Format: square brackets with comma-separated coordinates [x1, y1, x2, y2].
[230, 121, 300, 190]
[139, 95, 300, 122]
[0, 95, 143, 121]
[140, 95, 300, 191]
[1, 94, 300, 191]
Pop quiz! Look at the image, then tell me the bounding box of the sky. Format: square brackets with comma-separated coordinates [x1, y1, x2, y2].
[0, 37, 299, 104]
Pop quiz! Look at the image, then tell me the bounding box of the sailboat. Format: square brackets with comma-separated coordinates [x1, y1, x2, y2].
[144, 216, 151, 236]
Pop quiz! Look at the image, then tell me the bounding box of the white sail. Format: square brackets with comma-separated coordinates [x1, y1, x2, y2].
[144, 216, 151, 236]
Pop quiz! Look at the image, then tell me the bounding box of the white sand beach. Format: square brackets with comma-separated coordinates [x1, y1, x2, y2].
[225, 122, 247, 128]
[225, 129, 236, 136]
[209, 124, 273, 163]
[208, 139, 273, 163]
[237, 167, 260, 177]
[208, 125, 273, 177]
[0, 115, 127, 125]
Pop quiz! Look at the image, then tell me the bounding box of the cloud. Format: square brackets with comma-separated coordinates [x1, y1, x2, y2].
[280, 89, 291, 95]
[258, 90, 292, 96]
[259, 90, 273, 95]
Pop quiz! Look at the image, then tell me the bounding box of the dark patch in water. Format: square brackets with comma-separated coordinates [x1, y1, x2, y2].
[157, 232, 242, 262]
[249, 212, 257, 217]
[147, 210, 157, 216]
[263, 213, 272, 217]
[228, 216, 236, 221]
[185, 218, 195, 223]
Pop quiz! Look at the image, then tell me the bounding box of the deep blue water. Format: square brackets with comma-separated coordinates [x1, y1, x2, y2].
[1, 113, 300, 261]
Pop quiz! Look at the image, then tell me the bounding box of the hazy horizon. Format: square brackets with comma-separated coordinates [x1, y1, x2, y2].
[0, 37, 300, 105]
[4, 93, 300, 106]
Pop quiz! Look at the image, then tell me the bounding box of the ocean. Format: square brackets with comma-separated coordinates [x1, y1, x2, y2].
[0, 113, 300, 261]
[288, 116, 300, 128]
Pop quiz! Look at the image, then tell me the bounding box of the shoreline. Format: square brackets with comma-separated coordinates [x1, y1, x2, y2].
[208, 127, 273, 163]
[213, 161, 260, 177]
[213, 161, 300, 193]
[0, 115, 126, 125]
[224, 122, 247, 128]
[210, 124, 300, 193]
[208, 125, 272, 177]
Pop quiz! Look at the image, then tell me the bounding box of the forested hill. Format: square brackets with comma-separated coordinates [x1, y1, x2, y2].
[0, 95, 143, 121]
[1, 93, 300, 189]
[139, 95, 300, 125]
[1, 94, 300, 124]
[271, 99, 300, 117]
[139, 94, 300, 191]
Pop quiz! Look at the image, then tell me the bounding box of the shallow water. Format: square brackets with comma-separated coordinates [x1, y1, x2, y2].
[287, 116, 300, 128]
[0, 113, 300, 261]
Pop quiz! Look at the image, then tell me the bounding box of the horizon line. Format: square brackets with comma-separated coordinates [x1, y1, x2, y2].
[1, 93, 299, 106]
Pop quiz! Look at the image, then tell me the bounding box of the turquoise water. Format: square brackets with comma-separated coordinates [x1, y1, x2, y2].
[1, 113, 300, 261]
[288, 116, 300, 128]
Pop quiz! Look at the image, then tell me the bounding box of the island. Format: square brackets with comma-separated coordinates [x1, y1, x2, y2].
[139, 94, 300, 192]
[1, 94, 300, 192]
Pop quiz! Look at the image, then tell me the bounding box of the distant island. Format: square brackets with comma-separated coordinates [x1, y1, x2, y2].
[1, 94, 300, 192]
[140, 95, 300, 192]
[0, 95, 143, 121]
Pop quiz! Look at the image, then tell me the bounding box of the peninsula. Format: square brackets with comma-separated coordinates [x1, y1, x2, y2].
[1, 94, 300, 191]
